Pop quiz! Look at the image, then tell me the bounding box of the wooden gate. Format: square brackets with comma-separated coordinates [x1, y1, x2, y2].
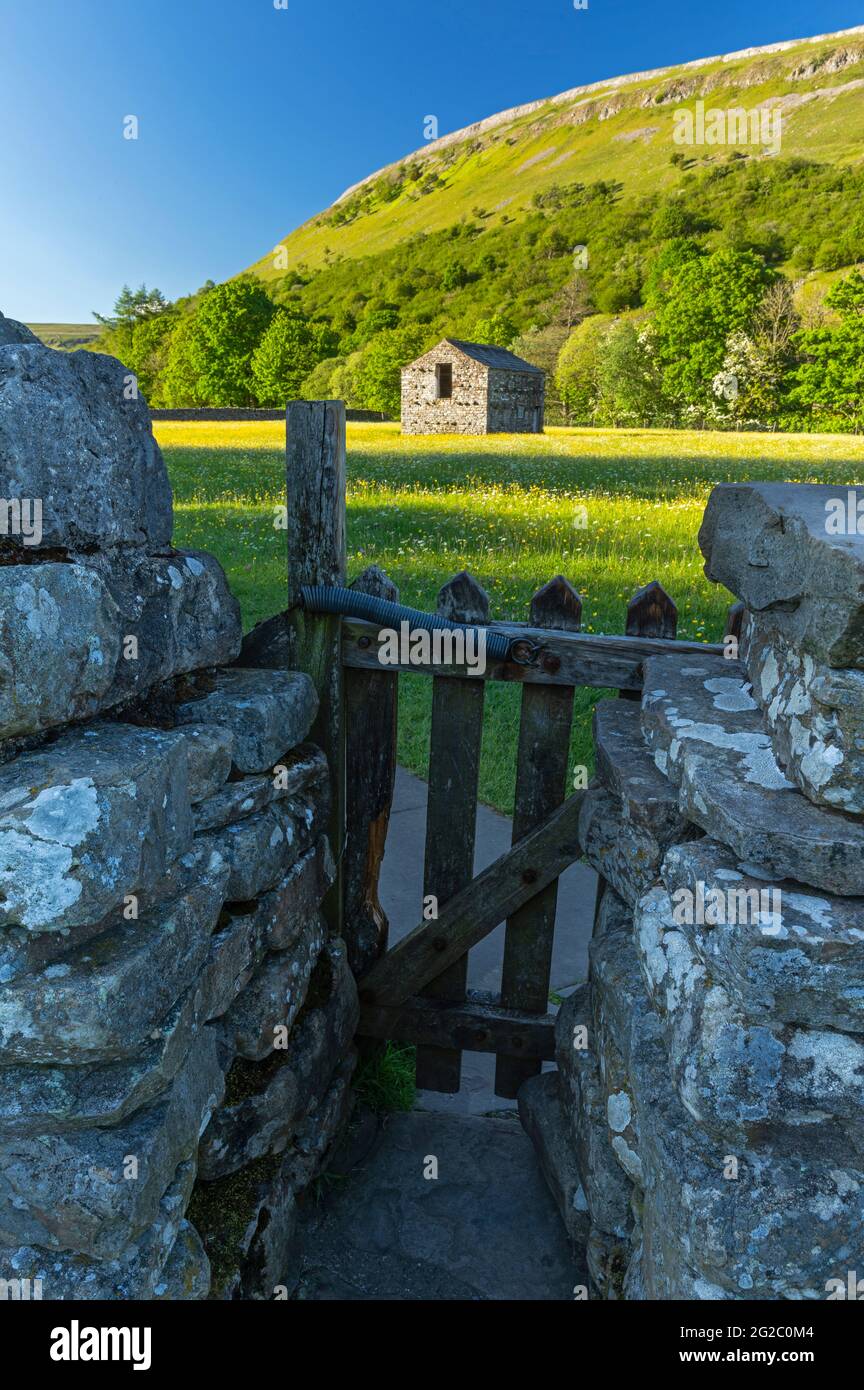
[283, 402, 733, 1099]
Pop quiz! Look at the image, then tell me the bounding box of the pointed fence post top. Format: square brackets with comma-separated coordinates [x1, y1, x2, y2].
[436, 570, 490, 624]
[626, 581, 678, 639]
[529, 575, 582, 631]
[351, 564, 400, 603]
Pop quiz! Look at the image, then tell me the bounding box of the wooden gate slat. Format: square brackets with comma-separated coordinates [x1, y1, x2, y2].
[359, 790, 586, 1008]
[495, 577, 581, 1098]
[415, 572, 488, 1093]
[343, 565, 399, 976]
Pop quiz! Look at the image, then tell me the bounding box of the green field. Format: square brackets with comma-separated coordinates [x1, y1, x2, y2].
[159, 420, 864, 813]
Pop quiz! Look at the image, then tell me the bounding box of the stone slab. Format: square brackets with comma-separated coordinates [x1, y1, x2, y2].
[593, 698, 690, 843]
[0, 552, 241, 741]
[0, 722, 193, 933]
[641, 652, 864, 894]
[517, 1071, 590, 1245]
[0, 1031, 224, 1259]
[742, 611, 864, 815]
[592, 904, 864, 1300]
[579, 785, 675, 909]
[176, 669, 318, 775]
[192, 745, 328, 834]
[218, 918, 328, 1062]
[0, 341, 173, 552]
[554, 985, 634, 1247]
[0, 313, 38, 347]
[204, 784, 330, 903]
[198, 941, 358, 1180]
[295, 1107, 587, 1302]
[181, 724, 234, 804]
[0, 1159, 210, 1300]
[699, 481, 864, 668]
[661, 837, 864, 1035]
[0, 847, 228, 1064]
[636, 884, 864, 1148]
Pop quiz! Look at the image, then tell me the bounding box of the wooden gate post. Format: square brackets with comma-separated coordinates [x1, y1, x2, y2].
[284, 400, 347, 936]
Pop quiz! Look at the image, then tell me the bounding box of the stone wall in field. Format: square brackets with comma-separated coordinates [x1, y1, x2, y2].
[0, 315, 357, 1301]
[149, 408, 387, 423]
[520, 481, 864, 1300]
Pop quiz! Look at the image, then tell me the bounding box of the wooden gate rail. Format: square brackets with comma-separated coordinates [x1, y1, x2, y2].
[342, 616, 725, 691]
[359, 990, 555, 1062]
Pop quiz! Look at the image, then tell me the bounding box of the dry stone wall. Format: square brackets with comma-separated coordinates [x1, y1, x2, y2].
[521, 481, 864, 1300]
[0, 317, 357, 1300]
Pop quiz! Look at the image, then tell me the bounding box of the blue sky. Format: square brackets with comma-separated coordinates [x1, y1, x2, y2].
[1, 0, 861, 323]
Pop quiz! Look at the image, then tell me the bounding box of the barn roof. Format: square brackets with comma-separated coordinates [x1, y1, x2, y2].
[444, 339, 544, 374]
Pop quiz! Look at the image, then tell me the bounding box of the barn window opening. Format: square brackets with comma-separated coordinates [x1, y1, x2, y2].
[436, 363, 453, 399]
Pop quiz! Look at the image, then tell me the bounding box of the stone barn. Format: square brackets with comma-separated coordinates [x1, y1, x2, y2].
[401, 338, 545, 435]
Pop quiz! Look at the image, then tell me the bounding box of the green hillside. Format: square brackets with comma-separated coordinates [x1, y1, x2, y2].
[245, 26, 864, 282]
[90, 26, 864, 430]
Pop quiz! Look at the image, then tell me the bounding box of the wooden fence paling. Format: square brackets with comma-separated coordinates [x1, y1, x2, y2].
[415, 572, 489, 1093]
[495, 577, 582, 1099]
[621, 581, 678, 702]
[285, 400, 347, 935]
[343, 565, 399, 976]
[359, 790, 586, 1008]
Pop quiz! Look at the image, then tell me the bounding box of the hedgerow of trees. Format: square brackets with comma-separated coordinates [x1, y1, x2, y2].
[91, 157, 864, 431]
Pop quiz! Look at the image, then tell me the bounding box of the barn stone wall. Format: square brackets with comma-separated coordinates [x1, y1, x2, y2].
[520, 481, 864, 1300]
[487, 367, 545, 434]
[401, 342, 490, 435]
[0, 316, 357, 1301]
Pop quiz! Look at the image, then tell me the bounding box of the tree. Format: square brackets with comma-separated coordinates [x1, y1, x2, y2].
[548, 272, 593, 330]
[251, 310, 322, 405]
[161, 314, 209, 407]
[555, 315, 614, 424]
[471, 313, 518, 347]
[177, 279, 276, 406]
[653, 248, 774, 406]
[125, 311, 179, 405]
[788, 268, 864, 428]
[711, 331, 783, 425]
[95, 283, 169, 328]
[299, 356, 345, 400]
[511, 325, 569, 423]
[350, 326, 430, 416]
[595, 319, 670, 426]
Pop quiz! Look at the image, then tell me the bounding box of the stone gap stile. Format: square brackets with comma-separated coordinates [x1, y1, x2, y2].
[0, 315, 358, 1300]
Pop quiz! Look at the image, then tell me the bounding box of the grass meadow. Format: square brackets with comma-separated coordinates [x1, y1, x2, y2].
[158, 420, 864, 814]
